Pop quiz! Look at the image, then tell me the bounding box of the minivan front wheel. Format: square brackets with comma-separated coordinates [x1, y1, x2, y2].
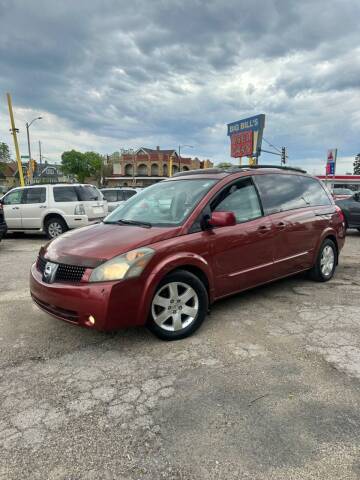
[45, 217, 68, 239]
[309, 238, 337, 282]
[148, 270, 208, 340]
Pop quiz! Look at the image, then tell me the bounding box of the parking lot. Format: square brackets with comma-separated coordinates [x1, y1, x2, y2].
[1, 231, 360, 479]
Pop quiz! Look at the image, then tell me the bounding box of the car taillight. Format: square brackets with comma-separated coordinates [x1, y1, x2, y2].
[0, 203, 3, 212]
[335, 205, 345, 223]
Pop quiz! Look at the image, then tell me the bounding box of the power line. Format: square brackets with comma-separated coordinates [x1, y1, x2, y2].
[263, 137, 282, 154]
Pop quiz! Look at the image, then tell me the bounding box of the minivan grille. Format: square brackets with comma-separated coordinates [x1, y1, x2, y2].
[37, 256, 86, 283]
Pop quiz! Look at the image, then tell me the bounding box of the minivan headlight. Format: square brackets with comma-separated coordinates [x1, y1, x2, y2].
[89, 248, 155, 282]
[75, 204, 85, 215]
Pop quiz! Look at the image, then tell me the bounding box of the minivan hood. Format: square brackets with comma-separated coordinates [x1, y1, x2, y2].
[41, 222, 181, 267]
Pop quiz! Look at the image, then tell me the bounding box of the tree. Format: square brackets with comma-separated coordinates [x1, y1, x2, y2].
[61, 150, 102, 183]
[0, 142, 11, 162]
[354, 153, 360, 175]
[216, 162, 233, 169]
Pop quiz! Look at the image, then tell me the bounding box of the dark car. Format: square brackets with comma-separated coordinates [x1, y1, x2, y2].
[0, 200, 8, 241]
[30, 165, 346, 340]
[336, 192, 360, 231]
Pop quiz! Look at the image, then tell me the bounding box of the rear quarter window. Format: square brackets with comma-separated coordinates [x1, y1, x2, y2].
[76, 186, 101, 201]
[254, 173, 332, 215]
[53, 187, 78, 202]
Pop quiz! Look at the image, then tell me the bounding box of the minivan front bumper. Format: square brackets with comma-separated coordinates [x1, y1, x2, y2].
[30, 263, 148, 331]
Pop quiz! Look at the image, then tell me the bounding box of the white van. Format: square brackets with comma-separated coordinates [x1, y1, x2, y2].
[100, 187, 138, 212]
[0, 184, 108, 238]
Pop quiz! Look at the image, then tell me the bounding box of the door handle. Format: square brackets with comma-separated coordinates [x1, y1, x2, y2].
[258, 225, 270, 234]
[276, 221, 286, 230]
[39, 205, 47, 208]
[12, 206, 20, 210]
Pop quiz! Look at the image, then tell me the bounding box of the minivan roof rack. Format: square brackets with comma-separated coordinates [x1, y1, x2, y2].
[172, 165, 307, 178]
[225, 165, 307, 174]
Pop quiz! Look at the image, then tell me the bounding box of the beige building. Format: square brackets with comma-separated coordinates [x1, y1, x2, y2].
[105, 147, 213, 187]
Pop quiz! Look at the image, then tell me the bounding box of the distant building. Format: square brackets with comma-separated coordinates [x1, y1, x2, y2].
[317, 175, 360, 191]
[105, 147, 213, 187]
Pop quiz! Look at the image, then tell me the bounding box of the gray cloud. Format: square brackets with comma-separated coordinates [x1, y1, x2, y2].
[0, 0, 359, 172]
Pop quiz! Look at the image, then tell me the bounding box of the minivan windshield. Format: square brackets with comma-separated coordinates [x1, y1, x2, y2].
[104, 179, 217, 227]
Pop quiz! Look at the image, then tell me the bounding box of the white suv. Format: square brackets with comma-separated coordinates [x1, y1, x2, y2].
[1, 184, 108, 239]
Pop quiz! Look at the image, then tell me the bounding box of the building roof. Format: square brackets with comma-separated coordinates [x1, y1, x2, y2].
[137, 147, 178, 156]
[0, 161, 17, 177]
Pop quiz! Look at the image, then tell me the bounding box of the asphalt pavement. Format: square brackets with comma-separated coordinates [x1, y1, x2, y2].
[1, 231, 360, 479]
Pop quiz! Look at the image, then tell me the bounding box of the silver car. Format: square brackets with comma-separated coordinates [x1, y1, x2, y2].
[101, 187, 138, 212]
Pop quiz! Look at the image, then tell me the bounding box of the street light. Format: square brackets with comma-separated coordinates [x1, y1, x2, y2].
[178, 144, 193, 171]
[26, 116, 42, 181]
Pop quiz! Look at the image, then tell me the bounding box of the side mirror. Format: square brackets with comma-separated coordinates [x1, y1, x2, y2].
[208, 211, 236, 228]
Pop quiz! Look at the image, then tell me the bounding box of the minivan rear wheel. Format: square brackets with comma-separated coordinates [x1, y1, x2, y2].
[148, 270, 208, 340]
[309, 238, 337, 282]
[45, 216, 68, 239]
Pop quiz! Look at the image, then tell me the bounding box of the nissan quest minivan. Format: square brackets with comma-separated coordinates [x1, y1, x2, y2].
[30, 166, 346, 340]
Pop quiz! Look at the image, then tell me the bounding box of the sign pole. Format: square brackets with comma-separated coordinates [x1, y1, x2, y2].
[6, 93, 25, 187]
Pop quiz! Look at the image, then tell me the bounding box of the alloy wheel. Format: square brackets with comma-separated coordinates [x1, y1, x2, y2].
[320, 245, 335, 277]
[151, 281, 199, 332]
[48, 222, 63, 238]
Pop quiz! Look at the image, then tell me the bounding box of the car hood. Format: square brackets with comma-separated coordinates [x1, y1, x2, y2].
[41, 222, 182, 268]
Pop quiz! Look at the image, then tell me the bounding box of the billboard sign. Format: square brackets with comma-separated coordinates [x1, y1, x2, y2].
[227, 114, 265, 159]
[326, 148, 337, 176]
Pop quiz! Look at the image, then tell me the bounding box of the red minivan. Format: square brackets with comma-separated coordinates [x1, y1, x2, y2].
[30, 166, 346, 340]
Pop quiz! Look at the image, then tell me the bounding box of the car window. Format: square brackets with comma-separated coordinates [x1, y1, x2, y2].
[102, 190, 118, 202]
[76, 186, 100, 201]
[212, 178, 262, 223]
[254, 174, 309, 214]
[3, 190, 23, 205]
[23, 187, 46, 204]
[117, 191, 125, 201]
[105, 179, 217, 227]
[123, 190, 137, 200]
[53, 186, 78, 202]
[296, 176, 332, 206]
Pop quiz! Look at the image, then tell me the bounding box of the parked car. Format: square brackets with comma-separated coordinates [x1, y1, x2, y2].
[0, 200, 7, 241]
[336, 192, 360, 231]
[0, 185, 10, 197]
[0, 184, 107, 239]
[30, 166, 346, 340]
[332, 187, 354, 200]
[100, 187, 138, 212]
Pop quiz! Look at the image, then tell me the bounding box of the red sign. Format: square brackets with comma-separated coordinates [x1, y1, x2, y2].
[230, 131, 253, 158]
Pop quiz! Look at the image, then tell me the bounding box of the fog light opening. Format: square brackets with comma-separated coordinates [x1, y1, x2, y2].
[88, 315, 96, 326]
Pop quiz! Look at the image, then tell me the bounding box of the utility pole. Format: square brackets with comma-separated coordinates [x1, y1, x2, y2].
[39, 140, 42, 165]
[281, 147, 287, 165]
[25, 116, 42, 182]
[178, 144, 193, 172]
[6, 93, 25, 187]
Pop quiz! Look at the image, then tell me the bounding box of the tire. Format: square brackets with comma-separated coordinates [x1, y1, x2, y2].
[309, 238, 337, 282]
[147, 270, 208, 341]
[45, 216, 68, 239]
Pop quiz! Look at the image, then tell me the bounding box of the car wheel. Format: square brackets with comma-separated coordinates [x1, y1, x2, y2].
[309, 238, 337, 282]
[147, 270, 208, 340]
[45, 217, 67, 239]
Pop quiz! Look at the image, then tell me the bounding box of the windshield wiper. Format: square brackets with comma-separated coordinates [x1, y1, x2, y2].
[115, 219, 152, 228]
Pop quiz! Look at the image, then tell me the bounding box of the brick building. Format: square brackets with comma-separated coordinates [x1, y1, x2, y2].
[105, 147, 213, 187]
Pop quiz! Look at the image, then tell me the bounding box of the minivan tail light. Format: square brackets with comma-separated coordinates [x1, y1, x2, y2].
[74, 204, 85, 215]
[335, 205, 345, 223]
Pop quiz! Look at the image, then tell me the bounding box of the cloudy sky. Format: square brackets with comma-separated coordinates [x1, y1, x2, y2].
[0, 0, 359, 174]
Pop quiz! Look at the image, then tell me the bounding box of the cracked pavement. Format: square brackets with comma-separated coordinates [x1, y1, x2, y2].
[1, 231, 360, 479]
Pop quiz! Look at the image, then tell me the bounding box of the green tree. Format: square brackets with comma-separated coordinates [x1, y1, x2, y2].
[354, 154, 360, 175]
[0, 142, 11, 162]
[61, 150, 102, 183]
[216, 162, 233, 169]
